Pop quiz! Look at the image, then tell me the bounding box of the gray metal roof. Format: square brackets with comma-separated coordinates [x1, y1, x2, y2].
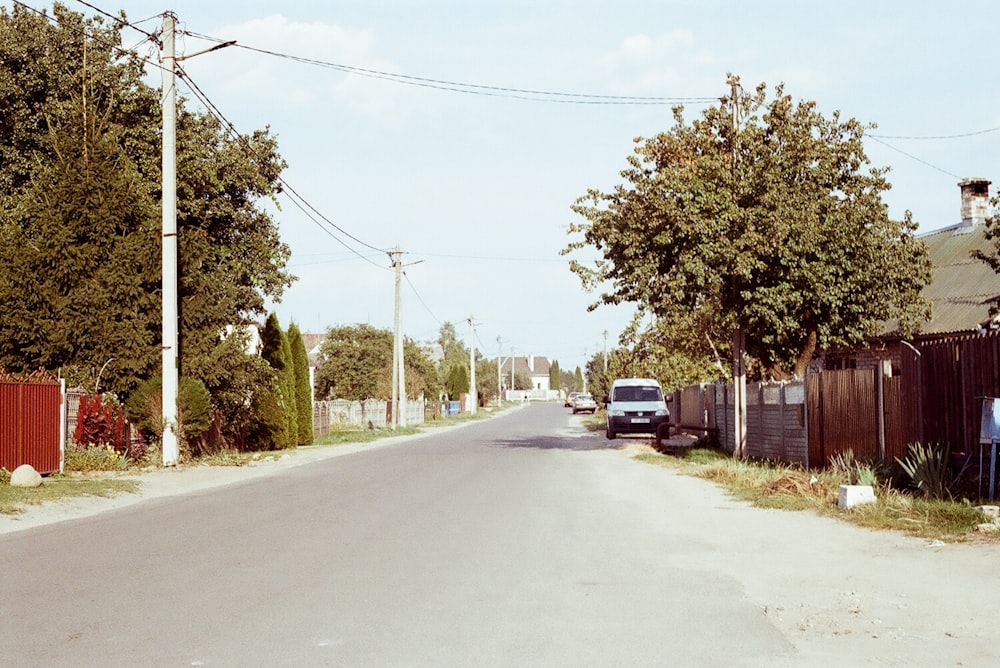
[912, 223, 1000, 335]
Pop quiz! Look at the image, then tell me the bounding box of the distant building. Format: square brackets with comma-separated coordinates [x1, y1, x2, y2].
[499, 355, 554, 399]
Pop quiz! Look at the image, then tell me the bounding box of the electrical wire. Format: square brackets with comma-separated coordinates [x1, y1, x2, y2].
[403, 272, 442, 326]
[182, 30, 715, 106]
[407, 250, 570, 264]
[866, 136, 961, 180]
[178, 65, 391, 268]
[869, 127, 1000, 140]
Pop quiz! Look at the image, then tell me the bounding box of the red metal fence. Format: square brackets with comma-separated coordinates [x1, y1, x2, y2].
[0, 381, 64, 474]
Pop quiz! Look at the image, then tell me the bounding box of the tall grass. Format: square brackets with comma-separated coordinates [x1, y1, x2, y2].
[635, 445, 990, 542]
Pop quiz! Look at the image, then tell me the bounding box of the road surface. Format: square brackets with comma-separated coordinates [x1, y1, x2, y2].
[2, 402, 999, 666]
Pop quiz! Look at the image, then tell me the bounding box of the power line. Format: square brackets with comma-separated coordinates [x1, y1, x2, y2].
[15, 0, 394, 269]
[403, 272, 442, 326]
[869, 126, 1000, 140]
[181, 30, 715, 106]
[866, 136, 961, 180]
[177, 66, 391, 268]
[408, 250, 570, 264]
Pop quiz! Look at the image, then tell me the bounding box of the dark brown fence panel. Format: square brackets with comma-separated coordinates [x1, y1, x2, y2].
[915, 332, 1000, 459]
[0, 382, 62, 474]
[806, 369, 878, 465]
[883, 376, 907, 463]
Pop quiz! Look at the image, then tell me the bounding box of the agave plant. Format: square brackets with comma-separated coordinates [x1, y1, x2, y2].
[897, 442, 952, 500]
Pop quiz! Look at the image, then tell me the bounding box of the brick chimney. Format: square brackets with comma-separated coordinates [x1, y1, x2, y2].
[959, 177, 991, 230]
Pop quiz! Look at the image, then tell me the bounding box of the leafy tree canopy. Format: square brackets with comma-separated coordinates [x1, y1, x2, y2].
[316, 323, 437, 401]
[0, 3, 293, 405]
[565, 76, 932, 379]
[436, 321, 469, 379]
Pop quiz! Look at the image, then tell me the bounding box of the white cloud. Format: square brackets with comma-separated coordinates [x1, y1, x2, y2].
[178, 14, 415, 124]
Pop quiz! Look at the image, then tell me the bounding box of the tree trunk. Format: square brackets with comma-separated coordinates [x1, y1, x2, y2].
[793, 327, 818, 379]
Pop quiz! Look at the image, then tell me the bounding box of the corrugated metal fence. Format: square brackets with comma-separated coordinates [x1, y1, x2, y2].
[675, 331, 1000, 469]
[902, 331, 1000, 460]
[0, 380, 64, 474]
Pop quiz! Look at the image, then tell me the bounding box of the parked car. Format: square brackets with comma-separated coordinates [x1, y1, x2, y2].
[565, 391, 582, 408]
[571, 392, 597, 414]
[604, 378, 669, 439]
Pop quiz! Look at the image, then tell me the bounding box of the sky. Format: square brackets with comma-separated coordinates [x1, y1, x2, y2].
[12, 0, 1000, 370]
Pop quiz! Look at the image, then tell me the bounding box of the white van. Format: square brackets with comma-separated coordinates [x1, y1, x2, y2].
[604, 378, 669, 439]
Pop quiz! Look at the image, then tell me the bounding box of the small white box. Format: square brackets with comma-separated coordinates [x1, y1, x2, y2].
[838, 484, 876, 509]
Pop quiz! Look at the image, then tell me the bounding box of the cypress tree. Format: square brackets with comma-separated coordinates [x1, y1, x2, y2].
[287, 322, 313, 445]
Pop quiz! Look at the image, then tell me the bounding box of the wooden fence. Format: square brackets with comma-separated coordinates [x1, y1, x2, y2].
[0, 380, 64, 474]
[673, 330, 1000, 470]
[901, 331, 1000, 463]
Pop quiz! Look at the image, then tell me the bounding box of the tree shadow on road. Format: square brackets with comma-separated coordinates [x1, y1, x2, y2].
[489, 434, 632, 452]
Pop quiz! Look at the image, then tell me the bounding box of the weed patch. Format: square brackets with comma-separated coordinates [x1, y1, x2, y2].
[634, 445, 994, 543]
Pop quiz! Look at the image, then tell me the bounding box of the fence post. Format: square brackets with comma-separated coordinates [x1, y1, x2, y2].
[876, 362, 887, 461]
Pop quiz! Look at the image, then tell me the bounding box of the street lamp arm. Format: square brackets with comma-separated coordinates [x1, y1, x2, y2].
[176, 40, 237, 62]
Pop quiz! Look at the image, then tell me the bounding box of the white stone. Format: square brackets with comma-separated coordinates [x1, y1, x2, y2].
[838, 484, 876, 509]
[9, 464, 42, 488]
[974, 505, 1000, 520]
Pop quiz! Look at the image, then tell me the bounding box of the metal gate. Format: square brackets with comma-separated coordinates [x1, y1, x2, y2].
[0, 381, 64, 474]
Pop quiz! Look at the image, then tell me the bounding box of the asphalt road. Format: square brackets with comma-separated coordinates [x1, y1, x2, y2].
[3, 402, 1000, 667]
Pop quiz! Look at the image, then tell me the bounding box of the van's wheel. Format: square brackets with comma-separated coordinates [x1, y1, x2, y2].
[606, 425, 616, 440]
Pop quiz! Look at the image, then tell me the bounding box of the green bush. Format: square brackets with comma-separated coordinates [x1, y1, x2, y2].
[64, 443, 130, 472]
[126, 376, 213, 457]
[828, 449, 879, 487]
[0, 468, 10, 485]
[897, 442, 953, 500]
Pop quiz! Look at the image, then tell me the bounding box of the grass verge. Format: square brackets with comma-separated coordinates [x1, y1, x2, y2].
[0, 475, 140, 516]
[634, 445, 994, 543]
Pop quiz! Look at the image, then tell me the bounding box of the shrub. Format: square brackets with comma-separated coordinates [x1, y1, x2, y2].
[64, 443, 130, 472]
[125, 376, 213, 457]
[74, 394, 129, 453]
[828, 449, 879, 487]
[0, 468, 10, 485]
[897, 442, 954, 500]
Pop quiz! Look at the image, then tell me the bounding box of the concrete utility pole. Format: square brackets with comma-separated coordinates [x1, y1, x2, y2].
[510, 346, 515, 396]
[467, 317, 477, 415]
[391, 248, 406, 429]
[729, 77, 747, 459]
[160, 13, 179, 466]
[603, 330, 608, 374]
[496, 337, 504, 407]
[159, 16, 235, 465]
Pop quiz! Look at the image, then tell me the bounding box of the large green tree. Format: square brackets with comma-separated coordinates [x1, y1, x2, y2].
[315, 324, 437, 402]
[0, 4, 160, 390]
[565, 77, 932, 379]
[0, 4, 293, 430]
